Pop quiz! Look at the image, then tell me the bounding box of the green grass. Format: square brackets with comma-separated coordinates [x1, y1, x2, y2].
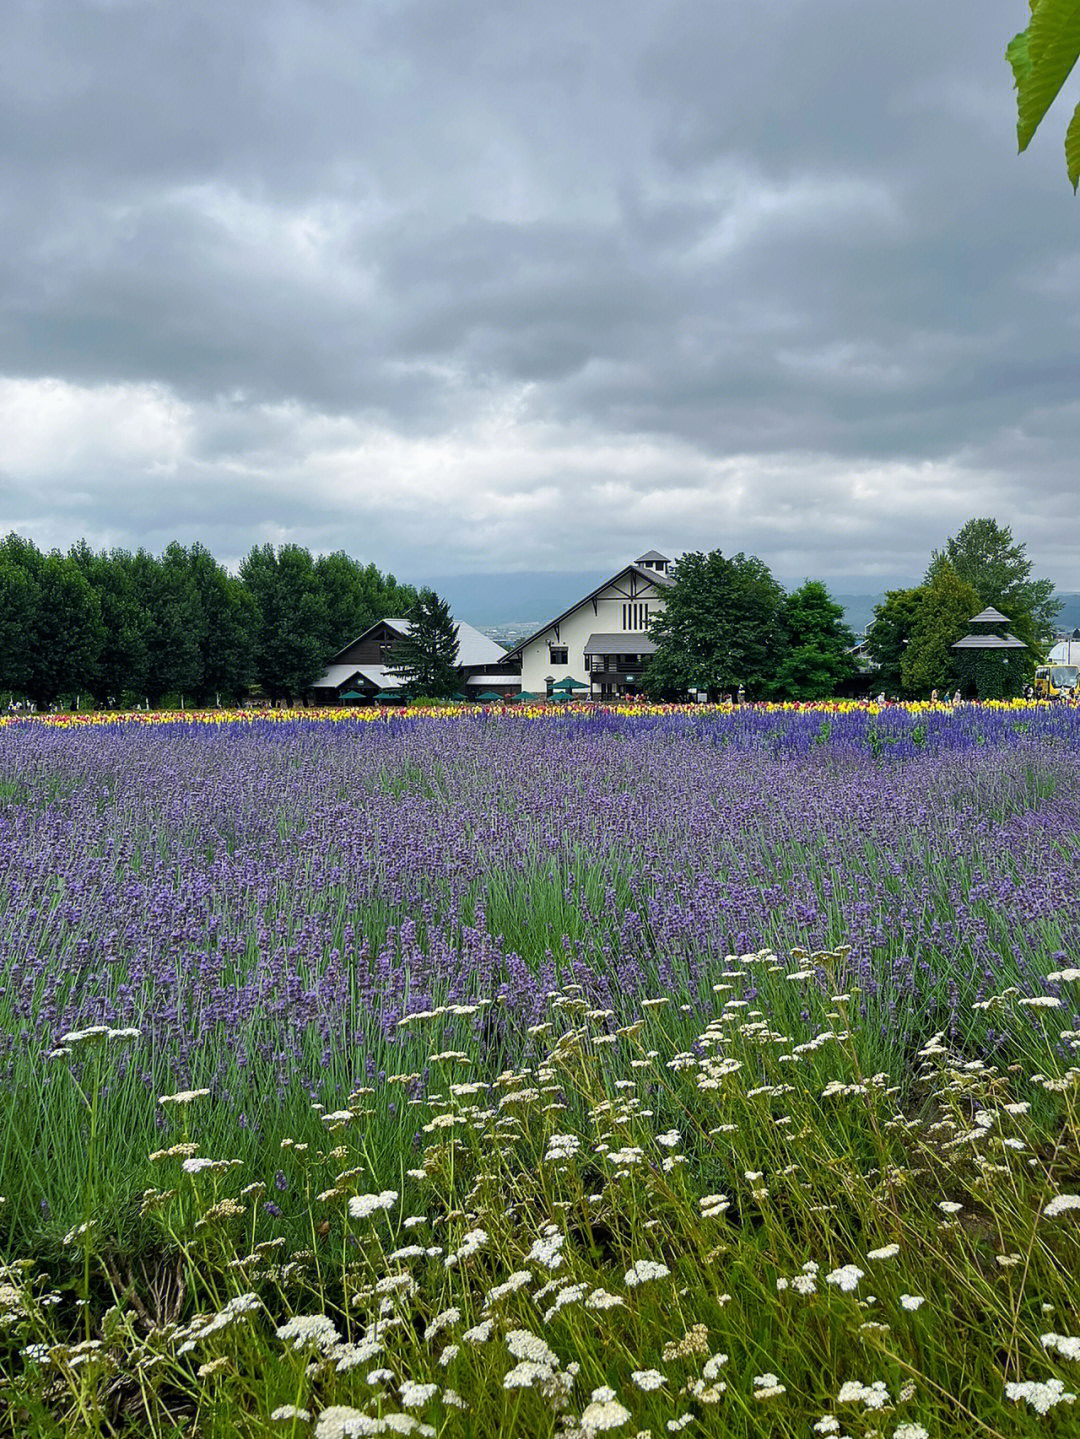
[2, 950, 1079, 1438]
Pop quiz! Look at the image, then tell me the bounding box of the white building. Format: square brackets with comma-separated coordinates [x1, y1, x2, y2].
[505, 552, 676, 698]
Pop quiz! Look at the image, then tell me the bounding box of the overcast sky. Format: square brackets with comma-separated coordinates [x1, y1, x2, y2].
[2, 0, 1078, 597]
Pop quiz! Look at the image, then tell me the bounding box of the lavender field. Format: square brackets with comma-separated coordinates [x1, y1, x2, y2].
[2, 708, 1080, 1437]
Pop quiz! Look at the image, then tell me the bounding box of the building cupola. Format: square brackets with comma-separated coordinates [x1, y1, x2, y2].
[635, 549, 670, 574]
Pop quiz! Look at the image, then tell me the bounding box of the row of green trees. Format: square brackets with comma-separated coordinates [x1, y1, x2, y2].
[0, 536, 417, 707]
[644, 555, 856, 701]
[866, 518, 1058, 698]
[641, 519, 1058, 702]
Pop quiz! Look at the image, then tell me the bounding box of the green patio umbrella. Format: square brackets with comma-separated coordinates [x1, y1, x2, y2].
[339, 690, 366, 701]
[474, 690, 507, 702]
[551, 676, 587, 693]
[373, 689, 401, 702]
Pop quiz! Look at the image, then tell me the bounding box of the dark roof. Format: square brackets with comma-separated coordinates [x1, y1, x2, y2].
[503, 563, 674, 660]
[969, 606, 1011, 625]
[582, 633, 658, 656]
[635, 549, 670, 563]
[951, 632, 1028, 649]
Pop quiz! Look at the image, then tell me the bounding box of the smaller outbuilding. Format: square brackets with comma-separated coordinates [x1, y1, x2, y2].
[310, 617, 520, 703]
[950, 606, 1032, 699]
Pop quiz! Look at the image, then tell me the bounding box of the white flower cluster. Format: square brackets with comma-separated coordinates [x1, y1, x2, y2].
[753, 1372, 786, 1399]
[836, 1379, 890, 1410]
[544, 1133, 581, 1163]
[825, 1265, 863, 1293]
[1042, 1332, 1080, 1362]
[349, 1191, 398, 1220]
[580, 1386, 631, 1432]
[631, 1369, 666, 1391]
[444, 1228, 488, 1267]
[159, 1088, 211, 1106]
[176, 1293, 260, 1355]
[58, 1025, 141, 1048]
[1004, 1378, 1076, 1414]
[624, 1259, 671, 1287]
[527, 1225, 566, 1271]
[276, 1314, 341, 1351]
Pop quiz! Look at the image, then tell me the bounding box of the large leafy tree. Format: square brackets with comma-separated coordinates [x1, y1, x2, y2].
[644, 549, 784, 700]
[187, 543, 256, 704]
[1007, 0, 1080, 191]
[866, 587, 925, 697]
[313, 551, 419, 656]
[772, 581, 856, 700]
[129, 544, 206, 704]
[901, 562, 981, 696]
[387, 590, 460, 699]
[0, 534, 41, 698]
[68, 542, 151, 702]
[28, 551, 105, 706]
[926, 517, 1058, 650]
[240, 544, 329, 701]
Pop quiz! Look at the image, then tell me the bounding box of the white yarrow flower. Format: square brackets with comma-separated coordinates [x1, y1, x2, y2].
[825, 1265, 864, 1293]
[624, 1259, 671, 1287]
[631, 1370, 666, 1391]
[505, 1330, 559, 1368]
[1005, 1378, 1076, 1414]
[349, 1191, 398, 1220]
[276, 1315, 341, 1351]
[399, 1381, 439, 1407]
[1042, 1332, 1080, 1362]
[581, 1391, 631, 1431]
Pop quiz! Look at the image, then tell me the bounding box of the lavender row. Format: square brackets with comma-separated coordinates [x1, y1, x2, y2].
[1, 707, 1078, 1094]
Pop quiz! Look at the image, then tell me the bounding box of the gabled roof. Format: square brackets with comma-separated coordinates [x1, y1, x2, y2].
[503, 562, 674, 660]
[310, 663, 405, 690]
[330, 616, 506, 669]
[311, 664, 363, 690]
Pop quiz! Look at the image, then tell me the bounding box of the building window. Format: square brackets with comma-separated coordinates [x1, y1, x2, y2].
[621, 603, 649, 631]
[550, 646, 568, 665]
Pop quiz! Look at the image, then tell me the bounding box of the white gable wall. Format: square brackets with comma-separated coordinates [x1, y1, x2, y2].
[519, 571, 669, 694]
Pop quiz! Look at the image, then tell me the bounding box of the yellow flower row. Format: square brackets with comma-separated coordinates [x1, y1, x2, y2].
[0, 696, 1057, 729]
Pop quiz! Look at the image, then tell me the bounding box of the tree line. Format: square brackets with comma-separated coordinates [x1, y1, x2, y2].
[642, 518, 1058, 702]
[865, 518, 1058, 699]
[643, 558, 856, 701]
[0, 536, 417, 708]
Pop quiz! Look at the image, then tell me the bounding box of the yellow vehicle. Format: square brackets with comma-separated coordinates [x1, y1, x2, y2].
[1033, 664, 1079, 700]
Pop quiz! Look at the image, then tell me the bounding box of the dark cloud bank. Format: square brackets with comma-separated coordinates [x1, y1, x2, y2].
[1, 0, 1077, 600]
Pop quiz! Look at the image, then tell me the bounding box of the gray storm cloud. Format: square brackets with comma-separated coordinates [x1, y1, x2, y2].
[1, 0, 1077, 588]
